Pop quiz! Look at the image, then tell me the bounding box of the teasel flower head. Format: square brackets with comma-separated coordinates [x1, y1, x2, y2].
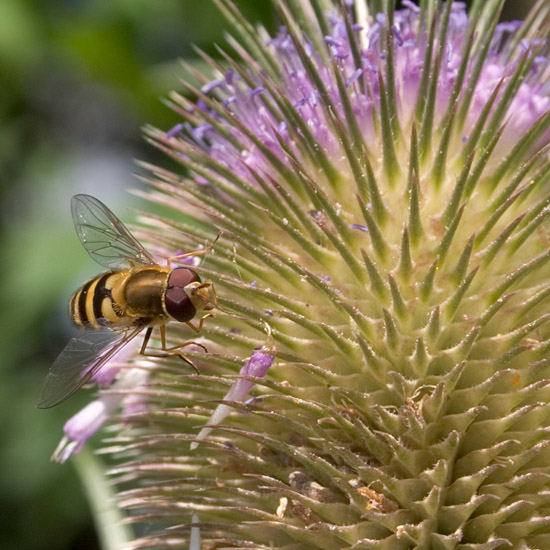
[69, 0, 550, 548]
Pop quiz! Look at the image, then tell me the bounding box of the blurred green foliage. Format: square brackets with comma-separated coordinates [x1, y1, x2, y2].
[0, 1, 533, 549]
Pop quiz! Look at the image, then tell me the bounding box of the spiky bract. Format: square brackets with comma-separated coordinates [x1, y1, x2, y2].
[100, 1, 550, 548]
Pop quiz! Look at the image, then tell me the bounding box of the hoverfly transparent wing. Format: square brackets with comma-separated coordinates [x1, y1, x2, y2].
[35, 326, 144, 409]
[71, 194, 156, 269]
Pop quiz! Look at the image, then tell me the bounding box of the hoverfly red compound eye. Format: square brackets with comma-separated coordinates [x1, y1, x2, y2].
[165, 267, 201, 322]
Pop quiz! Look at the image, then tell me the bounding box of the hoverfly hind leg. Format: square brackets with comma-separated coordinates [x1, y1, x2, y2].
[141, 348, 201, 374]
[160, 324, 208, 354]
[138, 325, 202, 374]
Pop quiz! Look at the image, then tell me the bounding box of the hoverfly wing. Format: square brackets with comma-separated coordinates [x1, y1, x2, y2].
[71, 194, 156, 270]
[35, 326, 144, 409]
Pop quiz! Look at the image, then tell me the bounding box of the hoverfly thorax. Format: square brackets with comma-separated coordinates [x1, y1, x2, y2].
[123, 266, 171, 318]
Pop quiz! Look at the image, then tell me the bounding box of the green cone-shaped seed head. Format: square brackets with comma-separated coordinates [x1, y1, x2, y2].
[57, 1, 550, 548]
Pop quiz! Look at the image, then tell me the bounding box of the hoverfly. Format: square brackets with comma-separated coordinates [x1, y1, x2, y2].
[36, 194, 220, 408]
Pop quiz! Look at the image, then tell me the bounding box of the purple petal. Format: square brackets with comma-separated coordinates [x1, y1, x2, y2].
[224, 348, 275, 402]
[53, 368, 149, 462]
[201, 79, 225, 94]
[193, 124, 213, 141]
[191, 346, 275, 449]
[392, 25, 404, 47]
[250, 86, 265, 98]
[63, 399, 115, 453]
[402, 0, 420, 12]
[91, 335, 137, 386]
[92, 363, 120, 387]
[165, 123, 184, 139]
[346, 68, 363, 88]
[324, 36, 342, 47]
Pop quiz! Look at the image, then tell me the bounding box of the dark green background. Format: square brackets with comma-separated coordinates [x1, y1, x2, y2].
[0, 1, 534, 549]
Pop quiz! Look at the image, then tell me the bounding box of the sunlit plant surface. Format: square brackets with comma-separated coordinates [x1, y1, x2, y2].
[51, 0, 550, 548]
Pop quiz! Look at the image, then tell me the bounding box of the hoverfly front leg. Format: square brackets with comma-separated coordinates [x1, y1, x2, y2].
[190, 279, 233, 317]
[185, 312, 214, 334]
[201, 279, 233, 315]
[195, 279, 242, 319]
[167, 233, 221, 267]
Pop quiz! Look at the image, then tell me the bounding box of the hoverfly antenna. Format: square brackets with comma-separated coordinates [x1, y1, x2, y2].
[205, 231, 223, 253]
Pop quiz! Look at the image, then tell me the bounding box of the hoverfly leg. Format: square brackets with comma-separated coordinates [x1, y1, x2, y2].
[204, 280, 233, 315]
[139, 325, 202, 374]
[141, 348, 201, 374]
[185, 313, 214, 334]
[139, 327, 154, 355]
[164, 341, 208, 353]
[175, 354, 200, 374]
[204, 280, 246, 320]
[161, 323, 208, 354]
[167, 233, 221, 267]
[159, 324, 167, 350]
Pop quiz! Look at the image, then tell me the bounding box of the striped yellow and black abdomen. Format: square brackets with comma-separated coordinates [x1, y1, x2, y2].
[70, 271, 126, 329]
